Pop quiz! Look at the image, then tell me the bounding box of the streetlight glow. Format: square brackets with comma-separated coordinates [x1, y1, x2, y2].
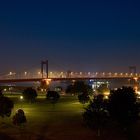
[9, 72, 12, 75]
[20, 96, 23, 100]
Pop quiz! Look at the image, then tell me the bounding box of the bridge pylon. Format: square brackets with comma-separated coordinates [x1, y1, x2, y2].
[129, 66, 137, 74]
[41, 60, 48, 78]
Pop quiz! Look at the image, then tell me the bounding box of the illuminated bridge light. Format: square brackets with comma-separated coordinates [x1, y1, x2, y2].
[95, 72, 98, 75]
[120, 73, 123, 76]
[88, 72, 91, 75]
[133, 77, 138, 81]
[130, 73, 133, 76]
[38, 72, 41, 75]
[8, 72, 16, 76]
[71, 72, 73, 75]
[2, 69, 140, 82]
[24, 72, 27, 75]
[114, 73, 118, 76]
[9, 72, 12, 75]
[44, 79, 52, 85]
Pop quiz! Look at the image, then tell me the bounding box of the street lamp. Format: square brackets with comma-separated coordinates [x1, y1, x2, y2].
[24, 72, 27, 76]
[38, 72, 41, 75]
[9, 72, 12, 75]
[20, 96, 24, 100]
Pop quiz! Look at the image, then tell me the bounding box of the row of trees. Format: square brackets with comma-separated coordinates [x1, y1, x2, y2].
[66, 81, 93, 95]
[1, 82, 140, 131]
[83, 87, 140, 136]
[0, 88, 60, 117]
[22, 81, 92, 103]
[0, 88, 60, 126]
[65, 81, 140, 137]
[22, 83, 140, 137]
[22, 88, 60, 103]
[66, 81, 92, 105]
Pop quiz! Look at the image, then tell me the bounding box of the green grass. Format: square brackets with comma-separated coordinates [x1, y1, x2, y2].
[0, 94, 140, 140]
[0, 94, 88, 140]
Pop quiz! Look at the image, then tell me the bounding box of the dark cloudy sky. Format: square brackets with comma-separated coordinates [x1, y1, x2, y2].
[0, 0, 140, 73]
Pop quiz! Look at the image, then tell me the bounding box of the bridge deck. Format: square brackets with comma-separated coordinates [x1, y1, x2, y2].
[0, 77, 137, 83]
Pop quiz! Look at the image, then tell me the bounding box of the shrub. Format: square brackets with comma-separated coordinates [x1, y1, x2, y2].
[78, 93, 90, 104]
[46, 91, 60, 104]
[13, 109, 27, 126]
[22, 87, 37, 102]
[0, 96, 14, 118]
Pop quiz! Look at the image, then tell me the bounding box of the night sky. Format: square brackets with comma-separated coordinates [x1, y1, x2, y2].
[0, 0, 140, 73]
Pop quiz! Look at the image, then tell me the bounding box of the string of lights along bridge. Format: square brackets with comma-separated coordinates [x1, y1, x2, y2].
[0, 61, 139, 83]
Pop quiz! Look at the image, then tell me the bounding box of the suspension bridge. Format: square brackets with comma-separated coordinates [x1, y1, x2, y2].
[0, 61, 139, 83]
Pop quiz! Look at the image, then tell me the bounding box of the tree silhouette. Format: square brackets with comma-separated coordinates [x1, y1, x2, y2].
[108, 87, 140, 127]
[66, 81, 92, 95]
[22, 87, 37, 102]
[83, 94, 108, 136]
[78, 93, 90, 105]
[0, 96, 14, 118]
[13, 109, 27, 126]
[0, 89, 3, 97]
[46, 91, 60, 106]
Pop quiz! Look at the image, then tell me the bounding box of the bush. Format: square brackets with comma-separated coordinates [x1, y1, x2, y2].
[22, 87, 37, 102]
[0, 96, 14, 118]
[83, 94, 109, 136]
[83, 94, 108, 129]
[13, 109, 27, 126]
[66, 81, 93, 95]
[78, 93, 90, 104]
[46, 91, 60, 104]
[0, 89, 3, 97]
[108, 87, 140, 126]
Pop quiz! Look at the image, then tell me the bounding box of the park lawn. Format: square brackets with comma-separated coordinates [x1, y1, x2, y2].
[0, 95, 90, 140]
[0, 94, 140, 140]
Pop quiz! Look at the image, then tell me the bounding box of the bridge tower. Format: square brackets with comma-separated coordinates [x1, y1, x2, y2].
[129, 66, 136, 74]
[41, 60, 48, 78]
[129, 66, 139, 92]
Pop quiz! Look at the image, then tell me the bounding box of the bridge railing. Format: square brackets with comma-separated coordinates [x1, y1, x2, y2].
[0, 72, 140, 80]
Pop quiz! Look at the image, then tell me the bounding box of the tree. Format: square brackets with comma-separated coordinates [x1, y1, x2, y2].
[22, 87, 37, 102]
[13, 109, 27, 126]
[78, 93, 90, 105]
[83, 94, 108, 136]
[0, 89, 3, 97]
[0, 96, 14, 118]
[66, 81, 93, 95]
[108, 87, 140, 127]
[46, 91, 60, 105]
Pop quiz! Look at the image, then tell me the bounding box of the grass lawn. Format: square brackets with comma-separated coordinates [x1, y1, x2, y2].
[0, 94, 140, 140]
